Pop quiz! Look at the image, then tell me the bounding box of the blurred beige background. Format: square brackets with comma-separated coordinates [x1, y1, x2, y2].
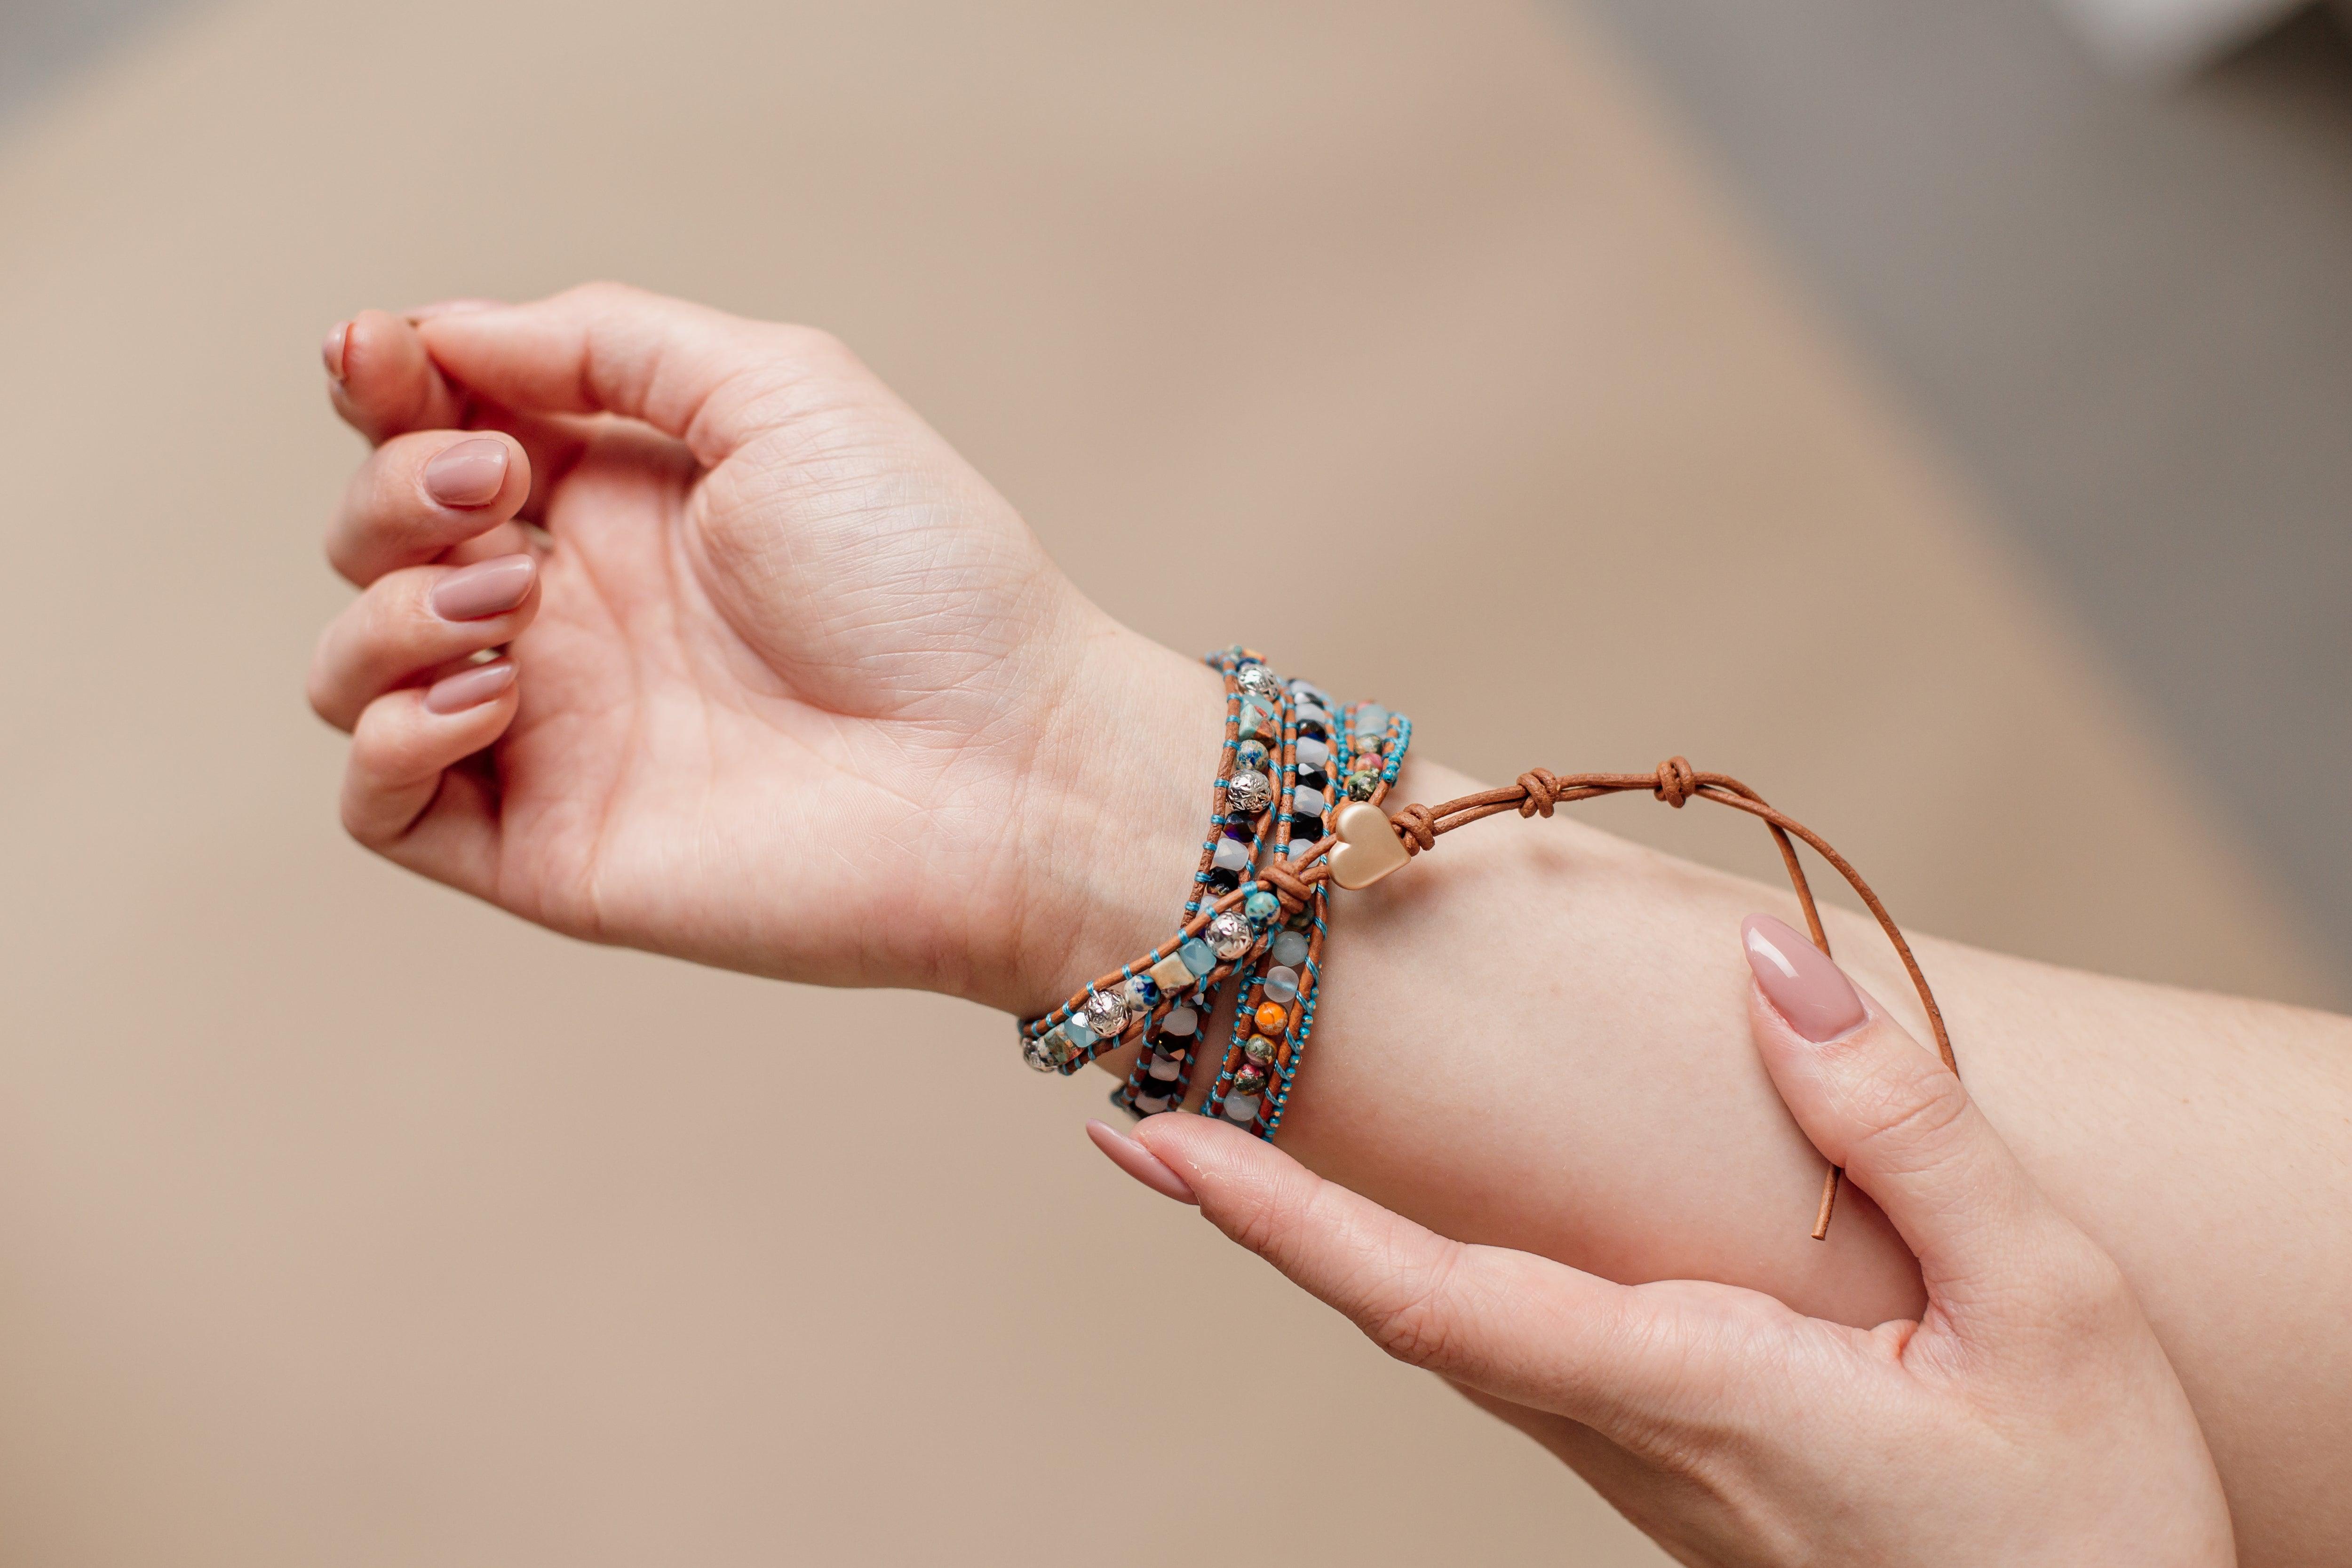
[0, 0, 2338, 1563]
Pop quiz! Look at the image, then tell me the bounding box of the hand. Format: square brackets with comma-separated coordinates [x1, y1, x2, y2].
[308, 285, 1218, 1008]
[1093, 914, 2236, 1566]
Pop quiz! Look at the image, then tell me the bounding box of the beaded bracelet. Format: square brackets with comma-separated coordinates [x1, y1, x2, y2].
[1023, 750, 1955, 1242]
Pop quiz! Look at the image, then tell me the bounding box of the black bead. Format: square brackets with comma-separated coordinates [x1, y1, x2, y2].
[1206, 867, 1240, 892]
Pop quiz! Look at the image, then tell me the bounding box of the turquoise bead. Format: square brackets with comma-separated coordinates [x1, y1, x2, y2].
[1063, 1015, 1097, 1049]
[1179, 938, 1216, 978]
[1243, 889, 1280, 924]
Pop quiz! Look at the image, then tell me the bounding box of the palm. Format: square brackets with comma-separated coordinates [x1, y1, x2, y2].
[482, 380, 1075, 988]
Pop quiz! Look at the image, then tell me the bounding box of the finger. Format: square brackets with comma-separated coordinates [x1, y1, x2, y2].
[308, 555, 540, 732]
[325, 308, 470, 446]
[323, 309, 589, 509]
[1124, 1116, 1721, 1431]
[1741, 914, 2067, 1305]
[340, 662, 517, 891]
[327, 428, 534, 586]
[412, 281, 862, 465]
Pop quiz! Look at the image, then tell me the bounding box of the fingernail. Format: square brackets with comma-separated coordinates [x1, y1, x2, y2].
[423, 438, 509, 508]
[406, 298, 508, 322]
[1086, 1121, 1197, 1204]
[423, 658, 516, 714]
[1742, 914, 1867, 1042]
[321, 320, 350, 381]
[429, 554, 536, 621]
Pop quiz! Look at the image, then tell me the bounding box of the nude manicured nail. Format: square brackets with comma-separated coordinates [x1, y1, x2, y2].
[429, 554, 536, 621]
[423, 659, 516, 714]
[1086, 1121, 1197, 1204]
[1742, 914, 1867, 1042]
[321, 320, 350, 381]
[423, 438, 509, 508]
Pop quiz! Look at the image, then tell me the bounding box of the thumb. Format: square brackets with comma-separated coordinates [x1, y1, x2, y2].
[1106, 1116, 1720, 1435]
[413, 282, 863, 465]
[1741, 914, 2063, 1308]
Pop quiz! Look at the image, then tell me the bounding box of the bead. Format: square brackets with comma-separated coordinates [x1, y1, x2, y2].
[1226, 769, 1273, 815]
[1083, 988, 1130, 1038]
[1044, 1027, 1081, 1067]
[1063, 1014, 1097, 1049]
[1023, 1036, 1058, 1073]
[1286, 836, 1319, 862]
[1224, 1093, 1261, 1123]
[1238, 697, 1277, 740]
[1148, 949, 1196, 995]
[1233, 1065, 1268, 1097]
[1253, 1000, 1290, 1034]
[1295, 735, 1329, 770]
[1235, 739, 1271, 773]
[1206, 910, 1254, 959]
[1147, 1054, 1183, 1081]
[1345, 770, 1379, 800]
[1329, 798, 1412, 890]
[1270, 930, 1310, 967]
[1124, 974, 1161, 1012]
[1243, 889, 1280, 924]
[1131, 1091, 1171, 1114]
[1180, 936, 1219, 976]
[1293, 786, 1326, 818]
[1295, 703, 1332, 732]
[1235, 662, 1282, 700]
[1262, 965, 1300, 1003]
[1289, 680, 1331, 707]
[1160, 1003, 1200, 1037]
[1204, 865, 1240, 892]
[1211, 836, 1251, 875]
[1243, 1034, 1278, 1067]
[1351, 703, 1389, 734]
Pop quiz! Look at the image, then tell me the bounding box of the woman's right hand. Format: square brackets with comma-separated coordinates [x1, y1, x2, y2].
[308, 285, 1217, 1010]
[1100, 915, 2238, 1565]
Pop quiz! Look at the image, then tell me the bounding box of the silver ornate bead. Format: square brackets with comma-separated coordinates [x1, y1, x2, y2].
[1023, 1035, 1057, 1073]
[1206, 909, 1254, 960]
[1082, 988, 1131, 1039]
[1235, 663, 1282, 700]
[1225, 769, 1273, 816]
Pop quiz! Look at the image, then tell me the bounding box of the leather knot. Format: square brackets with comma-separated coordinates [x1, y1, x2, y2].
[1390, 803, 1438, 855]
[1259, 856, 1316, 915]
[1517, 768, 1561, 818]
[1653, 756, 1698, 809]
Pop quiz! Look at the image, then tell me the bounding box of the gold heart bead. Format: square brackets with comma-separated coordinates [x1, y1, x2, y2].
[1328, 800, 1410, 890]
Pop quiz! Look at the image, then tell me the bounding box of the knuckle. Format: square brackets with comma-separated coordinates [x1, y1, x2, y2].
[1841, 1051, 1971, 1170]
[1362, 1245, 1469, 1372]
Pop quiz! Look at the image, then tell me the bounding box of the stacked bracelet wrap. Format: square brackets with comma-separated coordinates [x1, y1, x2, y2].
[1022, 711, 1959, 1241]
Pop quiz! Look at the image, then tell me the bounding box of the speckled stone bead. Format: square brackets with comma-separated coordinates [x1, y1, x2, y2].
[1235, 739, 1271, 773]
[1226, 769, 1273, 815]
[1238, 697, 1277, 740]
[1243, 889, 1280, 924]
[1123, 974, 1161, 1011]
[1083, 988, 1130, 1039]
[1269, 930, 1310, 968]
[1180, 936, 1218, 977]
[1232, 1065, 1268, 1097]
[1206, 910, 1254, 959]
[1243, 1034, 1278, 1067]
[1253, 1000, 1290, 1034]
[1262, 964, 1300, 1003]
[1148, 949, 1195, 995]
[1345, 769, 1379, 800]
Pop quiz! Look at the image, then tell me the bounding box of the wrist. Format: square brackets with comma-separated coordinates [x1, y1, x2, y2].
[987, 616, 1225, 1018]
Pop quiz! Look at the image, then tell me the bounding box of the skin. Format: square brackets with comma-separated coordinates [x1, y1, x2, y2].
[1100, 979, 2235, 1566]
[309, 284, 2352, 1565]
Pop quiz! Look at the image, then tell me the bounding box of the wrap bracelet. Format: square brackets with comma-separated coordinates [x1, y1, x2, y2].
[1023, 739, 1955, 1241]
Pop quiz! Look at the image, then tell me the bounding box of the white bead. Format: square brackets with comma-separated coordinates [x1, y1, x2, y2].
[1262, 965, 1300, 1003]
[1224, 1094, 1261, 1123]
[1295, 735, 1330, 769]
[1294, 787, 1326, 817]
[1148, 1056, 1182, 1081]
[1270, 931, 1310, 967]
[1160, 1004, 1199, 1037]
[1212, 836, 1251, 873]
[1134, 1093, 1170, 1113]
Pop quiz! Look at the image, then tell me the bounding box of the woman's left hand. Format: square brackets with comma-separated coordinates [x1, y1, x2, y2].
[1090, 914, 2236, 1566]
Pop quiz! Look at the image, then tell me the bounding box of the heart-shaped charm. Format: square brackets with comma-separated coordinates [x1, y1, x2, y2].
[1328, 800, 1410, 890]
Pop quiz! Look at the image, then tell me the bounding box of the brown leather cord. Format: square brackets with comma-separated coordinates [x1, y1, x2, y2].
[1362, 756, 1955, 1240]
[1030, 756, 1955, 1241]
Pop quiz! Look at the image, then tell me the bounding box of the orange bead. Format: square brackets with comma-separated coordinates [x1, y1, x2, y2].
[1254, 1000, 1290, 1034]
